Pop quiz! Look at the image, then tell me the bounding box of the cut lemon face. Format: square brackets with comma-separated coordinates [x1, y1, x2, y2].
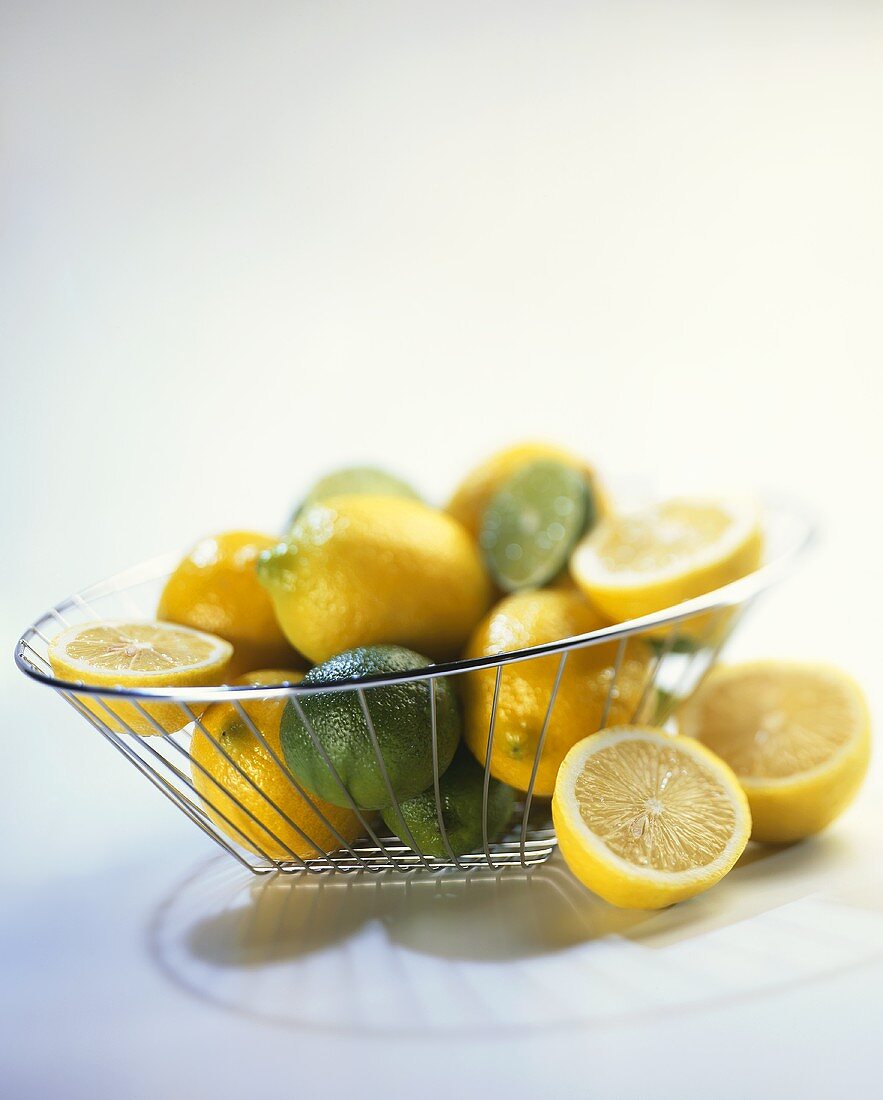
[570, 497, 763, 625]
[552, 726, 751, 909]
[49, 620, 233, 735]
[679, 661, 871, 843]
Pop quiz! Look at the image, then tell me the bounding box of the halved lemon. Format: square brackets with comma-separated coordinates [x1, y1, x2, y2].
[49, 620, 233, 735]
[569, 497, 763, 626]
[679, 661, 871, 843]
[552, 726, 751, 908]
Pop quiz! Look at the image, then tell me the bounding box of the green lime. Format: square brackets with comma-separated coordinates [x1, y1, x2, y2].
[280, 645, 460, 811]
[479, 460, 592, 591]
[287, 466, 421, 530]
[382, 746, 515, 857]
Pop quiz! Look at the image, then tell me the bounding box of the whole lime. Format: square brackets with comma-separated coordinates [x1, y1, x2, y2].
[288, 465, 422, 530]
[280, 645, 460, 811]
[382, 747, 515, 857]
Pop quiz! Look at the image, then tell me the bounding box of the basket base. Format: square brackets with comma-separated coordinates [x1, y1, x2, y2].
[253, 828, 558, 875]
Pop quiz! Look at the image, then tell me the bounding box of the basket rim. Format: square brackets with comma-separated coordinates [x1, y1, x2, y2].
[14, 494, 816, 702]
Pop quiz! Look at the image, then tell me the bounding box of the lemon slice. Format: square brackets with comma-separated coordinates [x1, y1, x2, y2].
[552, 726, 750, 908]
[570, 497, 762, 624]
[49, 620, 233, 735]
[679, 661, 871, 843]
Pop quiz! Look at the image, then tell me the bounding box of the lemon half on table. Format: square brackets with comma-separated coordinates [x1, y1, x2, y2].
[553, 726, 751, 909]
[48, 620, 232, 735]
[679, 661, 871, 843]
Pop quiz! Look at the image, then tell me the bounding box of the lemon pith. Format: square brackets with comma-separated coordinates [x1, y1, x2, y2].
[553, 726, 751, 909]
[48, 620, 232, 735]
[679, 661, 871, 843]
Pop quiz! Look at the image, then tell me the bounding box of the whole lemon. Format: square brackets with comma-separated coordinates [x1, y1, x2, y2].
[257, 496, 491, 664]
[190, 669, 362, 861]
[158, 531, 301, 678]
[446, 441, 607, 540]
[462, 590, 651, 796]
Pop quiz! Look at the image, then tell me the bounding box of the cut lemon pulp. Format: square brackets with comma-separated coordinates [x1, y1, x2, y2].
[49, 620, 233, 735]
[679, 661, 871, 843]
[570, 497, 762, 625]
[552, 726, 751, 908]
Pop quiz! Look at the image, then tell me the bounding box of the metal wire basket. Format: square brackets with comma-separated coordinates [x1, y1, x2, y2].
[15, 498, 814, 876]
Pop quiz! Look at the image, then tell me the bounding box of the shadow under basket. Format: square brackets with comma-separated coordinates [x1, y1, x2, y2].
[15, 499, 814, 876]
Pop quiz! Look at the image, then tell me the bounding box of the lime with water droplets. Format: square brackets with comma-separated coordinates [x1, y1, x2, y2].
[480, 460, 592, 590]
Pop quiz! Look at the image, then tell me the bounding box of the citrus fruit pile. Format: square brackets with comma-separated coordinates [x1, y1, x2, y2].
[47, 442, 871, 907]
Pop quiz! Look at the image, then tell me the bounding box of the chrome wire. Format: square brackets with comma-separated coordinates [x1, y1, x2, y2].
[519, 652, 568, 867]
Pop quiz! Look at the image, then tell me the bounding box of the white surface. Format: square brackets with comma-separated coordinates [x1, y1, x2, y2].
[2, 3, 882, 1097]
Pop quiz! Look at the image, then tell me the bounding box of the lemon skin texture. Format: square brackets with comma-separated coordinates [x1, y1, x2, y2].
[258, 496, 492, 664]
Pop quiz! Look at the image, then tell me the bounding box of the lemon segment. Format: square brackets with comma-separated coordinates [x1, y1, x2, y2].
[570, 497, 763, 625]
[191, 668, 362, 861]
[49, 620, 233, 735]
[553, 726, 751, 909]
[678, 661, 871, 843]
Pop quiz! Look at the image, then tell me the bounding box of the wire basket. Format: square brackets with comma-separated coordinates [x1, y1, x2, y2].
[15, 498, 814, 876]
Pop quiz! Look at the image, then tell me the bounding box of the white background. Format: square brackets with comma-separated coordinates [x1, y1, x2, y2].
[2, 3, 882, 1097]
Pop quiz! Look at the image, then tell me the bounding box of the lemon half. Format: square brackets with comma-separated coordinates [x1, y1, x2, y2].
[679, 661, 871, 843]
[553, 726, 751, 908]
[49, 620, 232, 735]
[570, 497, 762, 625]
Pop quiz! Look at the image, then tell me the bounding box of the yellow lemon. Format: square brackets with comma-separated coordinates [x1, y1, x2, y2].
[158, 530, 301, 678]
[678, 661, 871, 843]
[48, 620, 232, 735]
[553, 726, 751, 908]
[570, 497, 763, 642]
[462, 590, 651, 796]
[190, 669, 363, 861]
[257, 495, 492, 664]
[446, 441, 607, 540]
